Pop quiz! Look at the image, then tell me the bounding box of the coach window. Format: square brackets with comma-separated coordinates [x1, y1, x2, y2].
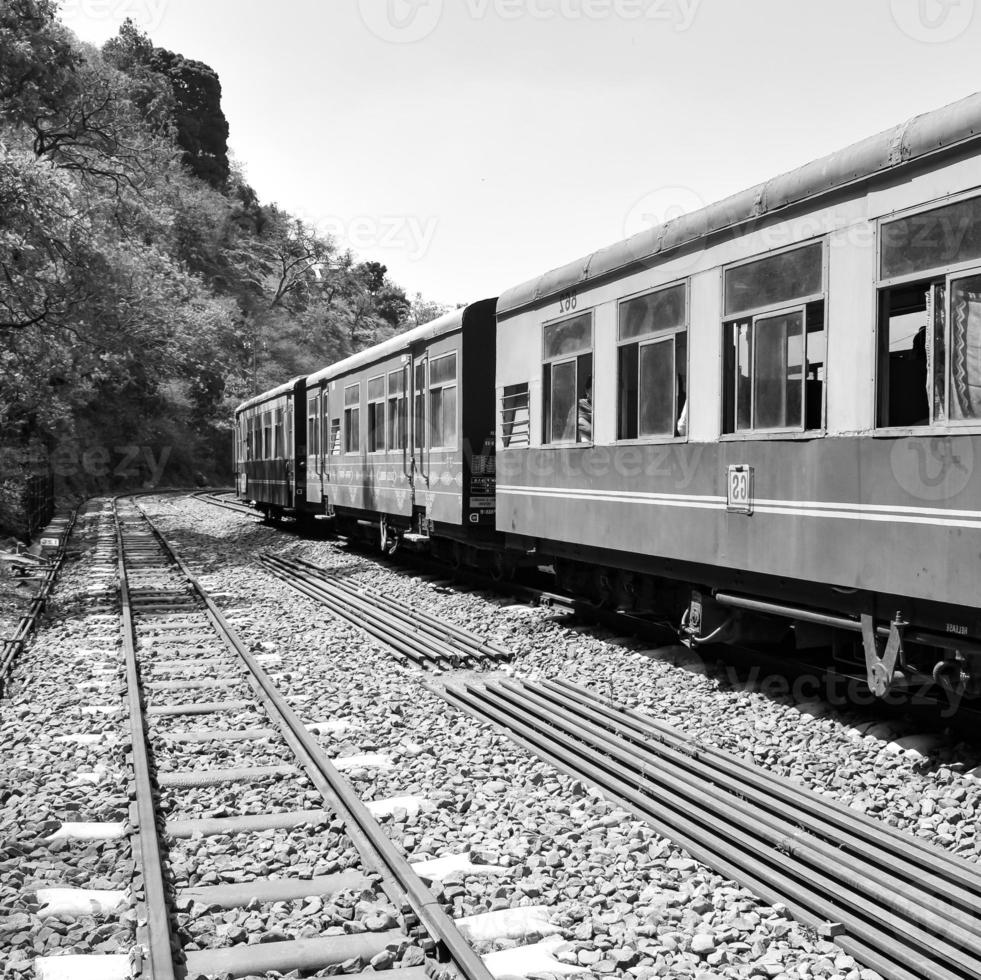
[367, 376, 385, 452]
[343, 383, 360, 453]
[387, 369, 407, 451]
[878, 194, 981, 427]
[330, 418, 341, 456]
[429, 353, 458, 449]
[413, 361, 426, 450]
[618, 282, 688, 439]
[261, 411, 273, 458]
[543, 311, 593, 444]
[722, 242, 826, 434]
[307, 395, 319, 461]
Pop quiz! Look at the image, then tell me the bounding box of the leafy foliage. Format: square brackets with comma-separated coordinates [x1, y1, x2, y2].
[0, 7, 448, 516]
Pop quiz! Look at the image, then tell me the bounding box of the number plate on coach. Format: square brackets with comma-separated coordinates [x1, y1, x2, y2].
[727, 464, 754, 514]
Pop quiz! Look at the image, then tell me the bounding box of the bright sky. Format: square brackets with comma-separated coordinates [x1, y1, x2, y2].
[61, 0, 981, 306]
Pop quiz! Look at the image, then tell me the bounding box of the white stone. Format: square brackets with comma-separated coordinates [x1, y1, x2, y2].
[456, 905, 561, 942]
[75, 682, 112, 695]
[483, 937, 586, 978]
[332, 753, 393, 771]
[54, 733, 114, 746]
[34, 953, 131, 980]
[366, 795, 427, 818]
[80, 705, 121, 715]
[68, 765, 113, 787]
[964, 765, 981, 781]
[36, 888, 127, 919]
[45, 822, 126, 844]
[307, 719, 354, 734]
[411, 853, 511, 881]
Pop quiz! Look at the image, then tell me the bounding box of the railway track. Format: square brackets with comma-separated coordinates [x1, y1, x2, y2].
[40, 496, 495, 980]
[258, 552, 513, 670]
[190, 489, 261, 518]
[436, 674, 981, 980]
[0, 509, 78, 692]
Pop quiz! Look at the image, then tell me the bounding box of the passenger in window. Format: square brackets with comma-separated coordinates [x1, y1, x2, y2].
[577, 376, 593, 442]
[676, 399, 688, 438]
[909, 325, 930, 426]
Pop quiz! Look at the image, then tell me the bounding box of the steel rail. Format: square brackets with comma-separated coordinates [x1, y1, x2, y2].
[0, 506, 79, 691]
[113, 500, 178, 980]
[190, 489, 262, 517]
[284, 554, 512, 662]
[438, 681, 919, 980]
[544, 677, 981, 898]
[468, 682, 976, 976]
[484, 680, 981, 953]
[131, 499, 494, 980]
[259, 553, 478, 669]
[258, 555, 449, 668]
[439, 678, 981, 980]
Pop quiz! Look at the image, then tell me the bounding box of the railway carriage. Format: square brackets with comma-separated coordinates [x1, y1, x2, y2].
[494, 91, 981, 695]
[233, 377, 306, 520]
[300, 299, 500, 564]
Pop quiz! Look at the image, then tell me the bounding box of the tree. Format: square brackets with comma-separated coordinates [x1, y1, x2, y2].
[104, 20, 229, 187]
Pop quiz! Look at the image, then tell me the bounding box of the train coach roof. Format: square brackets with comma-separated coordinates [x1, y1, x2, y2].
[234, 376, 304, 415]
[498, 89, 981, 318]
[305, 299, 493, 387]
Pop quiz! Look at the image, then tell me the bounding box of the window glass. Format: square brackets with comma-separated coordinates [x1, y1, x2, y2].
[543, 313, 593, 444]
[753, 310, 804, 429]
[430, 353, 456, 385]
[330, 419, 341, 456]
[639, 340, 676, 437]
[617, 344, 639, 439]
[620, 284, 686, 341]
[548, 360, 577, 443]
[724, 243, 823, 316]
[881, 196, 981, 280]
[544, 313, 591, 359]
[949, 272, 981, 421]
[343, 385, 360, 454]
[307, 397, 319, 458]
[367, 377, 385, 451]
[617, 284, 687, 440]
[387, 369, 407, 451]
[414, 362, 426, 450]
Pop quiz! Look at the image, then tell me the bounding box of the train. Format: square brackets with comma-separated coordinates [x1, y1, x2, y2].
[235, 91, 981, 700]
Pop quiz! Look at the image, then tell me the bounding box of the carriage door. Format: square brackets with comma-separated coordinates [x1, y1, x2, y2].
[306, 390, 321, 505]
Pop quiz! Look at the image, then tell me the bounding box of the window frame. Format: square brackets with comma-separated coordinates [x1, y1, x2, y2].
[877, 189, 981, 289]
[307, 395, 320, 465]
[874, 191, 981, 434]
[616, 280, 690, 445]
[541, 308, 594, 447]
[386, 366, 408, 453]
[366, 374, 386, 454]
[428, 351, 458, 451]
[343, 382, 361, 454]
[720, 238, 828, 440]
